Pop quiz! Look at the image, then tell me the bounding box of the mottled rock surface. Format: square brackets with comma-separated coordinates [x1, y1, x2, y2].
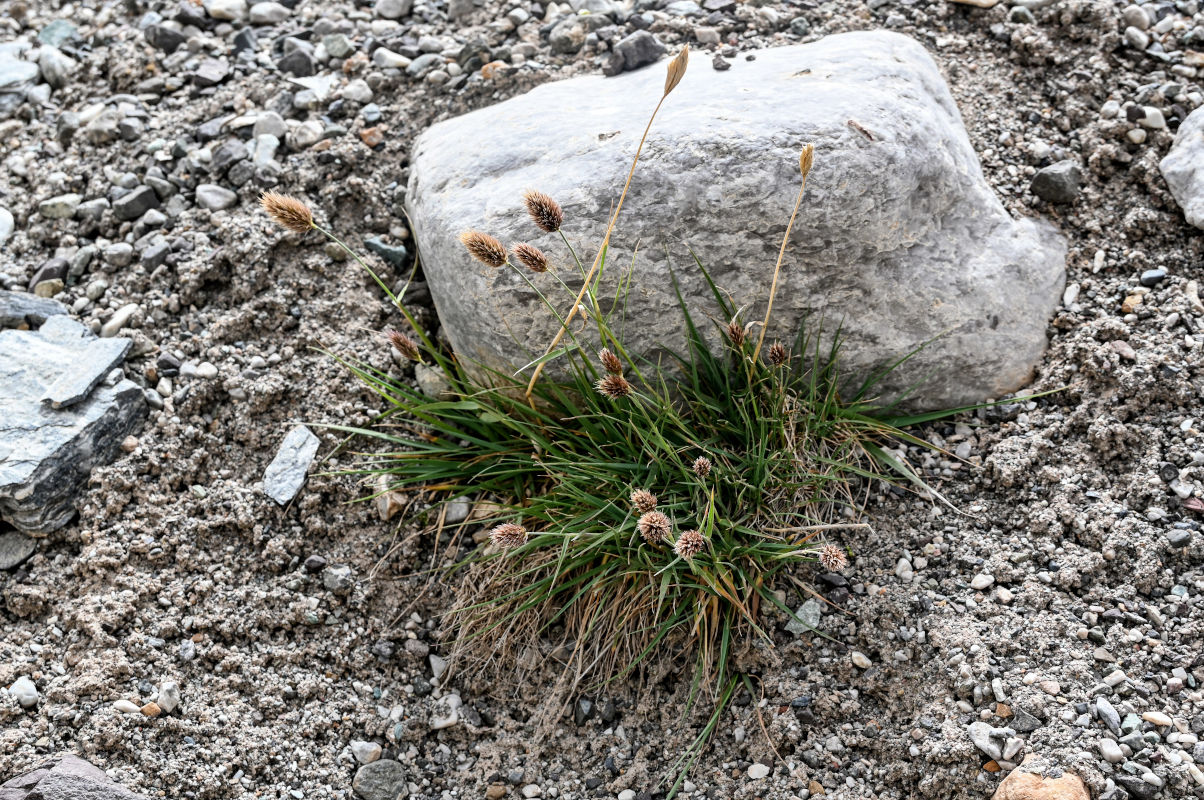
[0, 754, 150, 800]
[407, 31, 1066, 410]
[0, 312, 144, 534]
[262, 424, 320, 505]
[1160, 106, 1204, 229]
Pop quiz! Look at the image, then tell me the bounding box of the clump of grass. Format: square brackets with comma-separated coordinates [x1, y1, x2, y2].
[261, 46, 964, 796]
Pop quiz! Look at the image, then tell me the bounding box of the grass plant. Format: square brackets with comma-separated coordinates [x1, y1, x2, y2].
[261, 47, 968, 795]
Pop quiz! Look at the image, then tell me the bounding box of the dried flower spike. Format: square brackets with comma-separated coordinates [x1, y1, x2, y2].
[767, 341, 788, 367]
[511, 242, 550, 273]
[630, 489, 657, 513]
[460, 230, 508, 268]
[818, 543, 847, 573]
[489, 522, 529, 549]
[523, 190, 563, 233]
[799, 143, 815, 178]
[599, 348, 623, 376]
[726, 318, 746, 348]
[664, 46, 689, 96]
[637, 510, 671, 544]
[674, 529, 705, 559]
[260, 190, 315, 234]
[596, 373, 632, 400]
[692, 456, 711, 479]
[386, 330, 421, 362]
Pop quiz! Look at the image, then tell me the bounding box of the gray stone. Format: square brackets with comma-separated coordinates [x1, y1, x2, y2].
[38, 20, 78, 47]
[785, 598, 821, 635]
[42, 337, 132, 409]
[607, 31, 667, 75]
[1099, 738, 1125, 763]
[0, 290, 68, 329]
[365, 237, 408, 267]
[0, 530, 36, 570]
[406, 53, 443, 77]
[263, 425, 320, 505]
[1097, 696, 1122, 735]
[352, 759, 408, 800]
[195, 184, 238, 211]
[191, 58, 230, 87]
[375, 0, 413, 17]
[0, 316, 145, 534]
[277, 48, 315, 78]
[1161, 106, 1204, 229]
[1029, 160, 1082, 204]
[249, 1, 289, 23]
[113, 186, 160, 221]
[38, 193, 81, 219]
[37, 47, 76, 90]
[966, 721, 1003, 760]
[204, 0, 248, 20]
[0, 207, 13, 247]
[0, 754, 150, 800]
[0, 59, 39, 94]
[145, 24, 188, 54]
[406, 32, 1066, 410]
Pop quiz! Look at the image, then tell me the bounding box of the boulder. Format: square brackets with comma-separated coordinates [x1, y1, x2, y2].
[0, 754, 151, 800]
[406, 31, 1066, 410]
[1160, 106, 1204, 229]
[991, 755, 1089, 800]
[0, 311, 145, 534]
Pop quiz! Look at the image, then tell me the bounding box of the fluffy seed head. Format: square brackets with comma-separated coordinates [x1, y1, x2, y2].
[818, 544, 847, 573]
[799, 143, 815, 178]
[637, 510, 671, 544]
[459, 230, 508, 268]
[599, 348, 623, 375]
[386, 330, 421, 362]
[523, 190, 563, 233]
[511, 242, 549, 273]
[767, 341, 788, 367]
[692, 456, 711, 479]
[596, 373, 632, 400]
[726, 318, 746, 348]
[260, 191, 315, 234]
[489, 523, 529, 549]
[674, 528, 705, 559]
[664, 45, 689, 96]
[630, 489, 657, 513]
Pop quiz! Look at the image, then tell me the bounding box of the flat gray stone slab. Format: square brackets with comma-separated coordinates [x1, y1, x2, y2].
[0, 289, 68, 329]
[406, 30, 1067, 410]
[0, 754, 150, 800]
[41, 337, 132, 409]
[263, 425, 320, 505]
[0, 315, 145, 534]
[0, 529, 36, 570]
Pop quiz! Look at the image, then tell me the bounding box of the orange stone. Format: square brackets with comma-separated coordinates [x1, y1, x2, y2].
[808, 780, 825, 795]
[360, 127, 384, 148]
[991, 756, 1089, 800]
[984, 761, 1002, 773]
[481, 60, 508, 79]
[140, 702, 161, 717]
[996, 703, 1013, 718]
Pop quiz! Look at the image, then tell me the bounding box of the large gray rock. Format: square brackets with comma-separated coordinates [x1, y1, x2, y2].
[0, 314, 145, 534]
[0, 754, 150, 800]
[406, 31, 1067, 410]
[262, 425, 320, 505]
[1161, 106, 1204, 229]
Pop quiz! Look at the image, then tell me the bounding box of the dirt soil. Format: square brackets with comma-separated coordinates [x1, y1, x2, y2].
[2, 0, 1204, 797]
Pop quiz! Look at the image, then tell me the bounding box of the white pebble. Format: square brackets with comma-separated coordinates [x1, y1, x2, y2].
[747, 763, 770, 779]
[8, 676, 39, 708]
[114, 699, 142, 713]
[851, 651, 872, 669]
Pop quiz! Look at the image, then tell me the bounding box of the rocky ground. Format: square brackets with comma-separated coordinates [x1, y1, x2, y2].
[2, 0, 1204, 797]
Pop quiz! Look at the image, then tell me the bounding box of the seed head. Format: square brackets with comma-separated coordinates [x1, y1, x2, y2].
[674, 528, 705, 559]
[799, 143, 815, 178]
[767, 341, 788, 367]
[386, 329, 421, 362]
[489, 522, 529, 549]
[726, 318, 746, 348]
[599, 348, 623, 376]
[523, 190, 563, 233]
[260, 191, 315, 234]
[630, 489, 657, 513]
[511, 242, 550, 273]
[637, 510, 671, 544]
[664, 45, 689, 96]
[692, 456, 711, 479]
[818, 543, 847, 573]
[596, 373, 632, 400]
[459, 230, 508, 268]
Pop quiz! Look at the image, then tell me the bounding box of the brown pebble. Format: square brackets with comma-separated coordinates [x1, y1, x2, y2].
[808, 780, 825, 795]
[141, 702, 161, 717]
[984, 760, 1001, 773]
[360, 127, 384, 148]
[991, 755, 1089, 800]
[484, 785, 506, 800]
[121, 436, 140, 453]
[1121, 293, 1143, 313]
[996, 703, 1013, 718]
[480, 60, 507, 79]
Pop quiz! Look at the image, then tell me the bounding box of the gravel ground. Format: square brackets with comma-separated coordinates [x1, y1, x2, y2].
[2, 0, 1204, 797]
